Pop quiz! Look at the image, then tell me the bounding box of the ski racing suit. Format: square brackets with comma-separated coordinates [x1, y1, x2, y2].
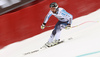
[43, 7, 73, 43]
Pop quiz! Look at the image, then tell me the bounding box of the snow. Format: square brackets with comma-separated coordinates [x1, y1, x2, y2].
[0, 9, 100, 57]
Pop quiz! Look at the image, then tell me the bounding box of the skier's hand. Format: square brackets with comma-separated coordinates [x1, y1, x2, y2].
[65, 24, 71, 30]
[41, 23, 46, 29]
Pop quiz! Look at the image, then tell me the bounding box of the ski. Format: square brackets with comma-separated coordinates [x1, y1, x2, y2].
[24, 40, 64, 55]
[23, 37, 73, 55]
[40, 40, 64, 49]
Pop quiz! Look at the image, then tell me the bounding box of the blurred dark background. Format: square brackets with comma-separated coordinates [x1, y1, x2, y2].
[0, 0, 43, 15]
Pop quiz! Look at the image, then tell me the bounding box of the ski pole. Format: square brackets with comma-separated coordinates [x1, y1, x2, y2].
[45, 21, 98, 28]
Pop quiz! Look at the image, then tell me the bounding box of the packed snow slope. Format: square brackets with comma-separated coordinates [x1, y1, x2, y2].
[0, 9, 100, 57]
[0, 0, 100, 49]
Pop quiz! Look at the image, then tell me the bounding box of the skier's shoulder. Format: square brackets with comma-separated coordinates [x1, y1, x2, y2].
[49, 10, 52, 13]
[59, 7, 73, 17]
[47, 10, 53, 15]
[58, 7, 65, 11]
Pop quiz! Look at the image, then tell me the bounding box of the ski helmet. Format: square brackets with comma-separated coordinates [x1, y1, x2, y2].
[50, 2, 58, 9]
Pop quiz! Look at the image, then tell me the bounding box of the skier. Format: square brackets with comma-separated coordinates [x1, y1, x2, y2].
[41, 2, 73, 47]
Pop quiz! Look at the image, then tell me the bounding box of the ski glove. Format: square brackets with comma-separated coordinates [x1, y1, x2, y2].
[41, 23, 46, 29]
[65, 24, 71, 30]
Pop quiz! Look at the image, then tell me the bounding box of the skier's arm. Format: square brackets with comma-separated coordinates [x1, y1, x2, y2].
[43, 11, 52, 24]
[41, 11, 52, 29]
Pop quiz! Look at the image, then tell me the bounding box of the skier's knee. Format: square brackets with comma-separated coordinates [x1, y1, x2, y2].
[52, 29, 56, 35]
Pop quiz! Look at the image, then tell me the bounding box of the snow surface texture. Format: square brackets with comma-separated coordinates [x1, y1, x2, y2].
[0, 9, 100, 57]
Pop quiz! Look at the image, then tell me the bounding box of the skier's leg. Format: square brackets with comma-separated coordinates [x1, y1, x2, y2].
[48, 21, 61, 43]
[53, 25, 62, 44]
[54, 21, 68, 44]
[48, 34, 54, 43]
[55, 29, 61, 41]
[49, 21, 63, 44]
[45, 21, 61, 46]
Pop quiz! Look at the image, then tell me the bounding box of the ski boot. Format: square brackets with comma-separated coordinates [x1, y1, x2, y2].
[53, 39, 60, 45]
[45, 41, 54, 47]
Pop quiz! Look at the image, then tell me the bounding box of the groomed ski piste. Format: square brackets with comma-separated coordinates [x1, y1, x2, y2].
[0, 9, 100, 57]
